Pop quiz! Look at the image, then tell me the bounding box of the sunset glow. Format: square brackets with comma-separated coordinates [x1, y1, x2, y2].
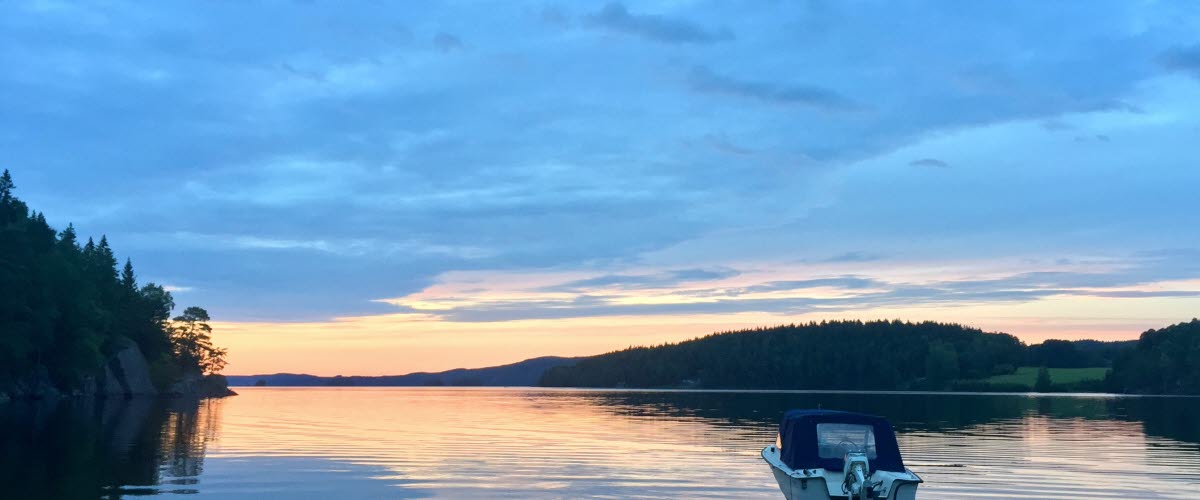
[6, 1, 1199, 376]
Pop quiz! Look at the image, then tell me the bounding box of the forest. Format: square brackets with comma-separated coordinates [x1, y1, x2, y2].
[0, 170, 227, 397]
[1108, 319, 1200, 395]
[540, 320, 1027, 390]
[539, 319, 1198, 394]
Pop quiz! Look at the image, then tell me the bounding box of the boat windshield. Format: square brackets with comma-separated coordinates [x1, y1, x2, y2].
[816, 423, 877, 460]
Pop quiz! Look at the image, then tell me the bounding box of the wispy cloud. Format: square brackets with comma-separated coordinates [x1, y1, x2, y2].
[823, 251, 885, 263]
[1158, 44, 1200, 78]
[539, 268, 740, 293]
[378, 249, 1200, 323]
[1041, 119, 1073, 131]
[909, 158, 949, 168]
[583, 2, 732, 44]
[687, 66, 861, 111]
[433, 32, 463, 52]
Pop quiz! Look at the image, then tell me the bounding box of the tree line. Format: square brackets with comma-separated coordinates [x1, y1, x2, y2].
[540, 320, 1027, 390]
[0, 170, 226, 394]
[539, 319, 1199, 394]
[1108, 319, 1200, 394]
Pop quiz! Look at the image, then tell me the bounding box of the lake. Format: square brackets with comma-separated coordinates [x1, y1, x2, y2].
[2, 387, 1199, 499]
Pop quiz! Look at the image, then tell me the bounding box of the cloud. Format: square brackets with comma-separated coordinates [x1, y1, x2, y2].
[735, 276, 883, 294]
[539, 268, 740, 292]
[433, 32, 463, 52]
[421, 272, 1200, 323]
[1158, 44, 1200, 77]
[823, 251, 885, 263]
[384, 249, 1200, 323]
[704, 134, 755, 156]
[909, 158, 949, 168]
[1041, 119, 1073, 131]
[3, 1, 1198, 324]
[1073, 134, 1112, 143]
[583, 2, 732, 44]
[540, 6, 570, 27]
[687, 66, 861, 111]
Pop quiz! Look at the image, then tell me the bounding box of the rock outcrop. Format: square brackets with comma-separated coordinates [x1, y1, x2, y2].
[109, 344, 157, 396]
[166, 373, 237, 398]
[74, 344, 158, 399]
[3, 343, 234, 403]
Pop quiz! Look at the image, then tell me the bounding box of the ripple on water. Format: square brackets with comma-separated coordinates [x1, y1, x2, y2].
[3, 388, 1200, 499]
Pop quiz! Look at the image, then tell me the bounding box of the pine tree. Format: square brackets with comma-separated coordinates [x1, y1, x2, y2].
[59, 224, 78, 249]
[121, 259, 137, 292]
[96, 236, 117, 280]
[0, 169, 13, 202]
[171, 306, 228, 375]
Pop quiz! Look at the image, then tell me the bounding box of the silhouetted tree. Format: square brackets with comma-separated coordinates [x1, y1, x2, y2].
[171, 307, 227, 375]
[1035, 366, 1052, 392]
[121, 259, 136, 292]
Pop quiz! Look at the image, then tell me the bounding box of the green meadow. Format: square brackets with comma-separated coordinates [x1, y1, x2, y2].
[982, 367, 1108, 389]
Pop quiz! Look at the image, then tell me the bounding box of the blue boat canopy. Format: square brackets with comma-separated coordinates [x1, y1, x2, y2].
[778, 409, 905, 473]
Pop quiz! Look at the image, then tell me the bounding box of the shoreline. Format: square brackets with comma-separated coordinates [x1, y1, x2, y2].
[221, 385, 1200, 398]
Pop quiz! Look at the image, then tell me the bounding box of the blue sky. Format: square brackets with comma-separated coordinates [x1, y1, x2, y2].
[4, 1, 1200, 372]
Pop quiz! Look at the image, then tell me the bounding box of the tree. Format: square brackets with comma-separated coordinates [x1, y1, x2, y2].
[1035, 366, 1053, 392]
[59, 224, 77, 248]
[0, 169, 13, 202]
[171, 306, 228, 375]
[925, 341, 960, 388]
[121, 259, 136, 292]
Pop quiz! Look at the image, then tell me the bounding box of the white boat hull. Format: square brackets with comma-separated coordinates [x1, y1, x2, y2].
[762, 446, 920, 499]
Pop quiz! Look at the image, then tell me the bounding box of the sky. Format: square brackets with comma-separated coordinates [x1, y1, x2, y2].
[3, 1, 1200, 376]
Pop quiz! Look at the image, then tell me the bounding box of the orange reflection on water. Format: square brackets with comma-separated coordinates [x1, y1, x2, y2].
[173, 388, 1200, 499]
[201, 387, 779, 497]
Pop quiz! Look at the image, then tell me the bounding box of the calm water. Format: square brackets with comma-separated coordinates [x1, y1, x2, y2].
[3, 388, 1200, 499]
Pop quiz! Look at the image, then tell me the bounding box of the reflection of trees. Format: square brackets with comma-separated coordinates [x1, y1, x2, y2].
[0, 397, 217, 499]
[565, 390, 1200, 445]
[159, 398, 221, 481]
[1111, 397, 1200, 445]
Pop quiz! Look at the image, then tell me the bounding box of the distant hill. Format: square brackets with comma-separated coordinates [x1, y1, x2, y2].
[226, 356, 580, 387]
[539, 320, 1028, 390]
[228, 320, 1196, 394]
[538, 319, 1197, 394]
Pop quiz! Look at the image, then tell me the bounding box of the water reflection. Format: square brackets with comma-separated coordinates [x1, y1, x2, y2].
[0, 397, 214, 499]
[1, 389, 1198, 498]
[571, 390, 1200, 445]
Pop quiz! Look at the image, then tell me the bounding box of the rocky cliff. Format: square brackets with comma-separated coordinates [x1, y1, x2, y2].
[1, 343, 233, 402]
[79, 343, 159, 398]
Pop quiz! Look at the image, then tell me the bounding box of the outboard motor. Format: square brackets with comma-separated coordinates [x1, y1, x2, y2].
[842, 452, 870, 500]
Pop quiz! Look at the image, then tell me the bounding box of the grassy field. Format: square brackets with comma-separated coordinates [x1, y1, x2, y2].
[981, 367, 1108, 388]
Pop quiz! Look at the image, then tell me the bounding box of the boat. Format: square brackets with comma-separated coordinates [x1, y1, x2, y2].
[762, 410, 922, 499]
